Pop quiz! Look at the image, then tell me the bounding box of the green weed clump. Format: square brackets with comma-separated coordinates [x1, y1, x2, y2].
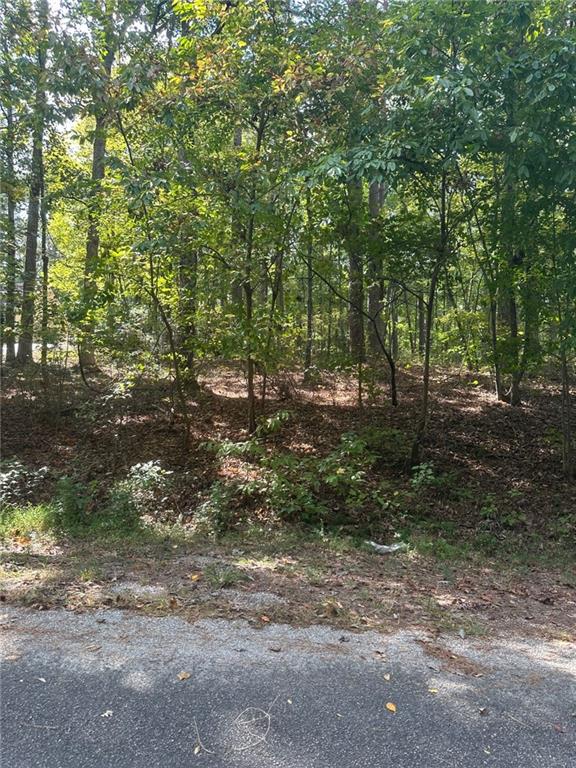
[0, 503, 57, 538]
[203, 563, 248, 589]
[0, 460, 173, 539]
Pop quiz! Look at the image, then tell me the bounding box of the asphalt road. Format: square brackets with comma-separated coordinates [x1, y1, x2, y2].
[1, 607, 574, 767]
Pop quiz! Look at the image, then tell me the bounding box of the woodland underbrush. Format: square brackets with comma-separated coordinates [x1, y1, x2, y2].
[2, 362, 574, 566]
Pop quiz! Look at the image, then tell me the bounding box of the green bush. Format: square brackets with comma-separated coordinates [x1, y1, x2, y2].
[29, 461, 173, 535]
[259, 432, 392, 525]
[193, 481, 238, 536]
[203, 563, 247, 589]
[201, 431, 400, 531]
[52, 476, 98, 531]
[410, 462, 455, 492]
[120, 461, 173, 518]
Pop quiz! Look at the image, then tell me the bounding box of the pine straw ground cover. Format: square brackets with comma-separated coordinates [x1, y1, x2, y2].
[1, 364, 575, 641]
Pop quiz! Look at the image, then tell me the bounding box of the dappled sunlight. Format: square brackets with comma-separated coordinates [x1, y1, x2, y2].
[121, 670, 155, 693]
[489, 638, 576, 679]
[3, 607, 574, 766]
[232, 556, 296, 574]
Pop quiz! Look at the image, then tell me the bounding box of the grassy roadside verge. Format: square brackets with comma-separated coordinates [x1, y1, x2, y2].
[1, 502, 574, 643]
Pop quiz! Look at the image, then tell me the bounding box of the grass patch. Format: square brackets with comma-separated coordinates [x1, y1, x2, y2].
[203, 563, 248, 589]
[0, 500, 161, 548]
[0, 503, 57, 538]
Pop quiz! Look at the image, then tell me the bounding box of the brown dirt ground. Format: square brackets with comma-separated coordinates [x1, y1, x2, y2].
[0, 534, 574, 641]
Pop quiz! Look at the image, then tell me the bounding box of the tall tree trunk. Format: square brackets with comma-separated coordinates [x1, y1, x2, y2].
[40, 184, 48, 370]
[243, 118, 265, 434]
[367, 180, 385, 359]
[409, 268, 440, 467]
[500, 74, 524, 406]
[518, 261, 540, 388]
[273, 246, 284, 315]
[3, 98, 17, 363]
[506, 281, 522, 406]
[390, 289, 399, 361]
[245, 255, 256, 435]
[17, 0, 48, 364]
[79, 39, 115, 370]
[303, 187, 314, 380]
[445, 270, 474, 370]
[346, 178, 365, 364]
[178, 241, 199, 386]
[326, 289, 333, 361]
[560, 353, 574, 482]
[230, 126, 244, 306]
[489, 296, 504, 399]
[404, 290, 416, 355]
[410, 173, 448, 467]
[417, 292, 426, 358]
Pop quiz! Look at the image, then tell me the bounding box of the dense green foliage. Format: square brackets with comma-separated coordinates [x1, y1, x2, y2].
[1, 0, 575, 478]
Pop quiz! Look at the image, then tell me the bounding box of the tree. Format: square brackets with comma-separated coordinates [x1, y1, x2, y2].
[16, 0, 48, 364]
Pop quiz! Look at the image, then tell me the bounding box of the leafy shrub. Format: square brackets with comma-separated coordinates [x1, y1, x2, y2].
[553, 512, 576, 541]
[253, 453, 327, 524]
[202, 431, 399, 531]
[121, 461, 173, 517]
[202, 412, 290, 462]
[98, 485, 140, 531]
[52, 476, 98, 531]
[76, 379, 135, 427]
[258, 432, 392, 525]
[0, 460, 173, 537]
[203, 438, 263, 460]
[52, 461, 172, 533]
[193, 481, 238, 536]
[414, 534, 467, 561]
[256, 410, 291, 437]
[410, 462, 437, 490]
[410, 462, 455, 492]
[479, 494, 527, 530]
[362, 367, 385, 403]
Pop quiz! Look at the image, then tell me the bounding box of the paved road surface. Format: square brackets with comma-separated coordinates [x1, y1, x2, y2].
[1, 607, 574, 767]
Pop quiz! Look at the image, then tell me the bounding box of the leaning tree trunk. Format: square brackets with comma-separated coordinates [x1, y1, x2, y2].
[17, 0, 48, 364]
